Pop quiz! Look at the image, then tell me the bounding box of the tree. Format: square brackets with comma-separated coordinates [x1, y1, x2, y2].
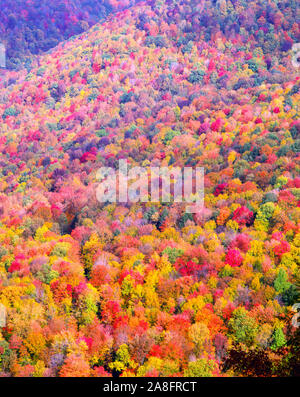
[270, 327, 286, 351]
[274, 268, 291, 294]
[228, 308, 258, 347]
[184, 358, 216, 377]
[188, 322, 210, 354]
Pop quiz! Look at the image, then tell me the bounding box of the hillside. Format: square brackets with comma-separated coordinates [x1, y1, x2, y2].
[0, 0, 299, 377]
[0, 0, 139, 70]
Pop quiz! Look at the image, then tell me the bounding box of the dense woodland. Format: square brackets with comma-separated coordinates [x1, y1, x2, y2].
[0, 0, 299, 377]
[0, 0, 139, 70]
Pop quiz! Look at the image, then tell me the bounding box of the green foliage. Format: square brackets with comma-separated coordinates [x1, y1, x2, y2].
[163, 129, 181, 144]
[229, 308, 258, 347]
[282, 284, 299, 306]
[2, 107, 18, 119]
[262, 192, 277, 204]
[162, 247, 183, 264]
[35, 264, 59, 284]
[270, 327, 286, 350]
[188, 70, 205, 84]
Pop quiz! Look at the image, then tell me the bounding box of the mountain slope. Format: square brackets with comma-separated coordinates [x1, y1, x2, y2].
[0, 0, 299, 377]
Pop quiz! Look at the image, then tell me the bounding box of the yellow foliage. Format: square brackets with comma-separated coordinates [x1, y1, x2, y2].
[24, 332, 46, 358]
[251, 275, 261, 292]
[188, 322, 210, 352]
[182, 295, 206, 313]
[204, 220, 216, 231]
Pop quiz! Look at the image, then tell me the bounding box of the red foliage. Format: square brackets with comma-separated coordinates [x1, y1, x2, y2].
[225, 249, 243, 267]
[273, 241, 290, 257]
